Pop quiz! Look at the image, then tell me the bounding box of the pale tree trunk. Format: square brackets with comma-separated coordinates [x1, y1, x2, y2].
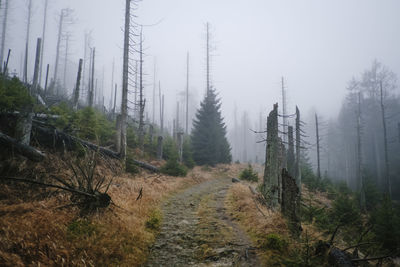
[113, 83, 117, 114]
[109, 59, 114, 111]
[73, 59, 83, 110]
[357, 92, 366, 209]
[281, 77, 287, 144]
[206, 22, 210, 95]
[23, 0, 33, 83]
[152, 59, 156, 125]
[138, 26, 145, 151]
[295, 106, 301, 193]
[315, 113, 321, 180]
[186, 52, 189, 135]
[32, 38, 42, 95]
[120, 0, 130, 160]
[0, 0, 9, 70]
[44, 64, 49, 95]
[38, 0, 48, 87]
[53, 9, 65, 94]
[380, 81, 391, 197]
[89, 48, 95, 107]
[63, 33, 70, 92]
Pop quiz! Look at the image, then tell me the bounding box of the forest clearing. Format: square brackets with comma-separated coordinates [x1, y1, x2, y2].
[1, 0, 400, 266]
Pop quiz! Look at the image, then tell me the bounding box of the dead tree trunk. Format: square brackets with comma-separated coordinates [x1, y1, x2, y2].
[206, 22, 210, 95]
[109, 59, 115, 111]
[32, 38, 42, 95]
[15, 112, 33, 146]
[186, 52, 189, 135]
[23, 0, 33, 83]
[38, 0, 48, 87]
[120, 0, 130, 161]
[62, 33, 70, 91]
[315, 113, 321, 181]
[295, 106, 301, 193]
[73, 59, 83, 110]
[263, 103, 279, 207]
[157, 136, 163, 160]
[115, 114, 122, 153]
[287, 126, 295, 177]
[0, 131, 45, 161]
[380, 81, 391, 197]
[152, 59, 156, 125]
[44, 64, 49, 95]
[138, 26, 145, 152]
[281, 168, 301, 237]
[357, 92, 365, 209]
[177, 132, 183, 163]
[89, 48, 95, 107]
[53, 9, 65, 94]
[0, 0, 9, 70]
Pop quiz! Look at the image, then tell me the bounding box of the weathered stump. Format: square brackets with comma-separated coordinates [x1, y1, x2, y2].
[281, 168, 301, 237]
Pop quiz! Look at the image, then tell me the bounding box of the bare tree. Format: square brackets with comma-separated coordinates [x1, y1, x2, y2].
[315, 113, 321, 181]
[73, 59, 83, 110]
[38, 0, 49, 87]
[138, 26, 145, 151]
[186, 52, 189, 135]
[0, 0, 9, 70]
[120, 0, 131, 160]
[23, 0, 33, 83]
[380, 81, 391, 197]
[53, 8, 73, 94]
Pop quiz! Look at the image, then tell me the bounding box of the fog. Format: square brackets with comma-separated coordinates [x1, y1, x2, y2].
[4, 0, 400, 164]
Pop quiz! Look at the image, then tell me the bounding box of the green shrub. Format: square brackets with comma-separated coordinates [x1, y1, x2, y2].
[160, 157, 188, 177]
[0, 76, 33, 112]
[239, 164, 258, 182]
[370, 195, 400, 252]
[162, 136, 179, 160]
[145, 210, 162, 231]
[182, 137, 195, 169]
[261, 233, 287, 252]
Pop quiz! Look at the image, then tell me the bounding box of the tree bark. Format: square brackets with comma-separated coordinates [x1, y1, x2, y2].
[295, 106, 301, 193]
[0, 131, 45, 161]
[120, 0, 131, 161]
[380, 81, 391, 197]
[53, 9, 65, 94]
[73, 59, 83, 110]
[38, 0, 48, 88]
[23, 0, 33, 83]
[0, 0, 9, 70]
[315, 113, 321, 180]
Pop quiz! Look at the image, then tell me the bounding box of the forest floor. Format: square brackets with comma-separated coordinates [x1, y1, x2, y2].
[146, 176, 259, 267]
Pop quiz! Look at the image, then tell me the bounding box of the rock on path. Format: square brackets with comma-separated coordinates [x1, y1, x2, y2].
[145, 177, 260, 266]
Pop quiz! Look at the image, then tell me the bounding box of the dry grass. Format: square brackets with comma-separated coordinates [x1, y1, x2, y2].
[0, 152, 221, 266]
[226, 182, 295, 265]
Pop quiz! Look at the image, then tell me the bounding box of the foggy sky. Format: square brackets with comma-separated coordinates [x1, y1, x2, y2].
[4, 0, 400, 130]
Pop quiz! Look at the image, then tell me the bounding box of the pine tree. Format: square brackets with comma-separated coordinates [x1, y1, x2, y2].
[191, 88, 231, 165]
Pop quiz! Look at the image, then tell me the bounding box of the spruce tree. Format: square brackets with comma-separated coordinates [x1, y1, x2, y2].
[191, 88, 231, 165]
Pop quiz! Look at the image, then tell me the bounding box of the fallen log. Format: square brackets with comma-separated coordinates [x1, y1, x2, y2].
[132, 159, 159, 173]
[32, 124, 120, 159]
[0, 131, 45, 161]
[32, 124, 160, 172]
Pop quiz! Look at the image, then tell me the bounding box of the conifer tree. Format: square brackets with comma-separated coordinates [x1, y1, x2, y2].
[191, 88, 231, 165]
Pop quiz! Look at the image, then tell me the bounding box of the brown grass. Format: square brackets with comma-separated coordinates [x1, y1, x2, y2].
[0, 152, 222, 266]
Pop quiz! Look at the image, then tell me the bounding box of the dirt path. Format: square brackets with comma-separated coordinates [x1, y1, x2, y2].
[145, 177, 259, 266]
